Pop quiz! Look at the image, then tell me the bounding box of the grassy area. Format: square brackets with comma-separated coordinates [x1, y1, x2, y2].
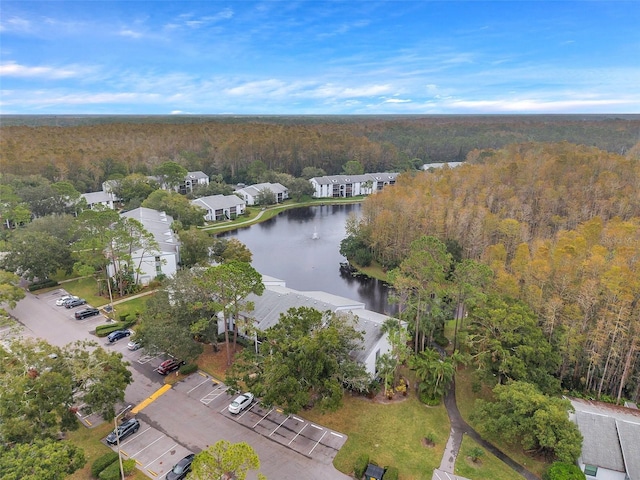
[66, 422, 148, 480]
[455, 434, 526, 480]
[455, 367, 548, 478]
[304, 394, 450, 480]
[111, 296, 149, 321]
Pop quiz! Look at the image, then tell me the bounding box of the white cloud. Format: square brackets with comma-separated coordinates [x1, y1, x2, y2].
[0, 16, 32, 33]
[0, 61, 89, 79]
[118, 28, 144, 39]
[442, 97, 634, 113]
[383, 98, 411, 104]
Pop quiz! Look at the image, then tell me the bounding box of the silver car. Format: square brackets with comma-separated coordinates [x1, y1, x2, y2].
[228, 392, 254, 414]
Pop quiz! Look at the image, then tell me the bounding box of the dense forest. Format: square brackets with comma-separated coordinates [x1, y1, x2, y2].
[352, 141, 640, 402]
[1, 115, 639, 403]
[1, 115, 638, 192]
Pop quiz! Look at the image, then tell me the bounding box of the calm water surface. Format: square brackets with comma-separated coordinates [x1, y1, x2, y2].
[219, 204, 395, 315]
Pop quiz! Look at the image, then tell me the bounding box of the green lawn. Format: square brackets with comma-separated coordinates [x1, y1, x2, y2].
[455, 434, 526, 480]
[66, 422, 148, 480]
[455, 367, 548, 478]
[304, 393, 450, 480]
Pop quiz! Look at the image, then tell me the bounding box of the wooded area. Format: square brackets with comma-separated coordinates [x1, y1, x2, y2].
[354, 141, 640, 402]
[1, 115, 638, 192]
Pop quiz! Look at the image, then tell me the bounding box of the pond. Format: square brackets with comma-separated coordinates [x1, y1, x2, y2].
[218, 203, 396, 315]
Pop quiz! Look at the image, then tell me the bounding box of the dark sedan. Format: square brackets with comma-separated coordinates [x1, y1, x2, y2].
[107, 330, 131, 343]
[165, 453, 195, 480]
[105, 418, 140, 445]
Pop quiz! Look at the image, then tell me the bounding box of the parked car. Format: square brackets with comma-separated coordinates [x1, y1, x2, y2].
[127, 340, 142, 351]
[64, 298, 87, 308]
[165, 453, 195, 480]
[74, 307, 100, 320]
[107, 330, 131, 343]
[105, 418, 140, 445]
[56, 295, 78, 306]
[228, 392, 254, 414]
[157, 359, 184, 375]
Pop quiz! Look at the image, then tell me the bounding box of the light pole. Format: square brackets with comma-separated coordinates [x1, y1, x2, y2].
[114, 404, 132, 480]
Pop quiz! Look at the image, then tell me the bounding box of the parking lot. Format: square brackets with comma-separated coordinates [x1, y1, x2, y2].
[174, 372, 347, 464]
[107, 417, 193, 479]
[7, 288, 352, 479]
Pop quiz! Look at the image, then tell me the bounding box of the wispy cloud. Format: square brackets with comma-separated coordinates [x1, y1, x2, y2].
[0, 61, 91, 79]
[164, 8, 234, 31]
[0, 15, 32, 33]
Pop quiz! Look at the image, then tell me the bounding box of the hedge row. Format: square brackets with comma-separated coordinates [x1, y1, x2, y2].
[28, 279, 59, 291]
[91, 452, 118, 478]
[179, 363, 198, 375]
[99, 458, 136, 480]
[95, 319, 136, 337]
[383, 466, 399, 480]
[354, 453, 369, 478]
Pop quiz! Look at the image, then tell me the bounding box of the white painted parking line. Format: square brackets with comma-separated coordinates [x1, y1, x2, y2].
[144, 444, 178, 468]
[130, 435, 166, 457]
[288, 423, 308, 445]
[309, 430, 327, 455]
[253, 408, 274, 428]
[237, 402, 255, 418]
[269, 415, 290, 437]
[292, 416, 304, 422]
[202, 386, 228, 405]
[187, 378, 211, 394]
[310, 423, 322, 430]
[330, 431, 344, 438]
[121, 427, 151, 446]
[138, 352, 163, 364]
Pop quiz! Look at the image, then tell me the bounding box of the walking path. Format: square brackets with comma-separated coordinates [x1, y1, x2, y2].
[438, 379, 539, 480]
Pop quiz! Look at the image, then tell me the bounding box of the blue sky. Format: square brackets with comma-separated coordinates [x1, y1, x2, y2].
[1, 1, 639, 115]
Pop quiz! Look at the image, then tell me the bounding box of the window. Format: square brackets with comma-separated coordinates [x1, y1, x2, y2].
[584, 465, 598, 477]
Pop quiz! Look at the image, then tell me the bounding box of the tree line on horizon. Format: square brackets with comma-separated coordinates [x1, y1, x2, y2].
[1, 116, 638, 193]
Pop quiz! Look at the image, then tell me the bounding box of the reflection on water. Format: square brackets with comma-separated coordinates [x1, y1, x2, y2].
[218, 204, 396, 315]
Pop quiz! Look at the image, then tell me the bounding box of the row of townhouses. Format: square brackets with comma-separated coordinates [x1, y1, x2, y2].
[81, 171, 400, 214]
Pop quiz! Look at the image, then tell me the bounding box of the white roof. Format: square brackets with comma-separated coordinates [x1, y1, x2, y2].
[120, 207, 179, 253]
[191, 194, 245, 211]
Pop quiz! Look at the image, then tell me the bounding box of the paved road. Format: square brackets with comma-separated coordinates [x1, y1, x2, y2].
[439, 379, 539, 480]
[5, 289, 351, 480]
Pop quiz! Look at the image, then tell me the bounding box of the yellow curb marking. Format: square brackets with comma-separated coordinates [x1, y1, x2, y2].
[131, 384, 172, 414]
[147, 469, 159, 477]
[198, 371, 207, 377]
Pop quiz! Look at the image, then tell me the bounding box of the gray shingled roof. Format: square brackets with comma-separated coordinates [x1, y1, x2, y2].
[575, 411, 625, 472]
[186, 171, 208, 180]
[617, 419, 640, 479]
[82, 191, 114, 205]
[191, 194, 244, 211]
[120, 207, 179, 253]
[246, 282, 390, 364]
[237, 182, 287, 197]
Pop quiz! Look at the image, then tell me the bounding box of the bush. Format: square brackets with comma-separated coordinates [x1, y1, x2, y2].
[354, 453, 369, 478]
[469, 446, 485, 462]
[28, 279, 59, 291]
[179, 363, 198, 375]
[99, 458, 136, 480]
[382, 466, 398, 480]
[118, 313, 129, 322]
[542, 462, 586, 480]
[91, 451, 118, 478]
